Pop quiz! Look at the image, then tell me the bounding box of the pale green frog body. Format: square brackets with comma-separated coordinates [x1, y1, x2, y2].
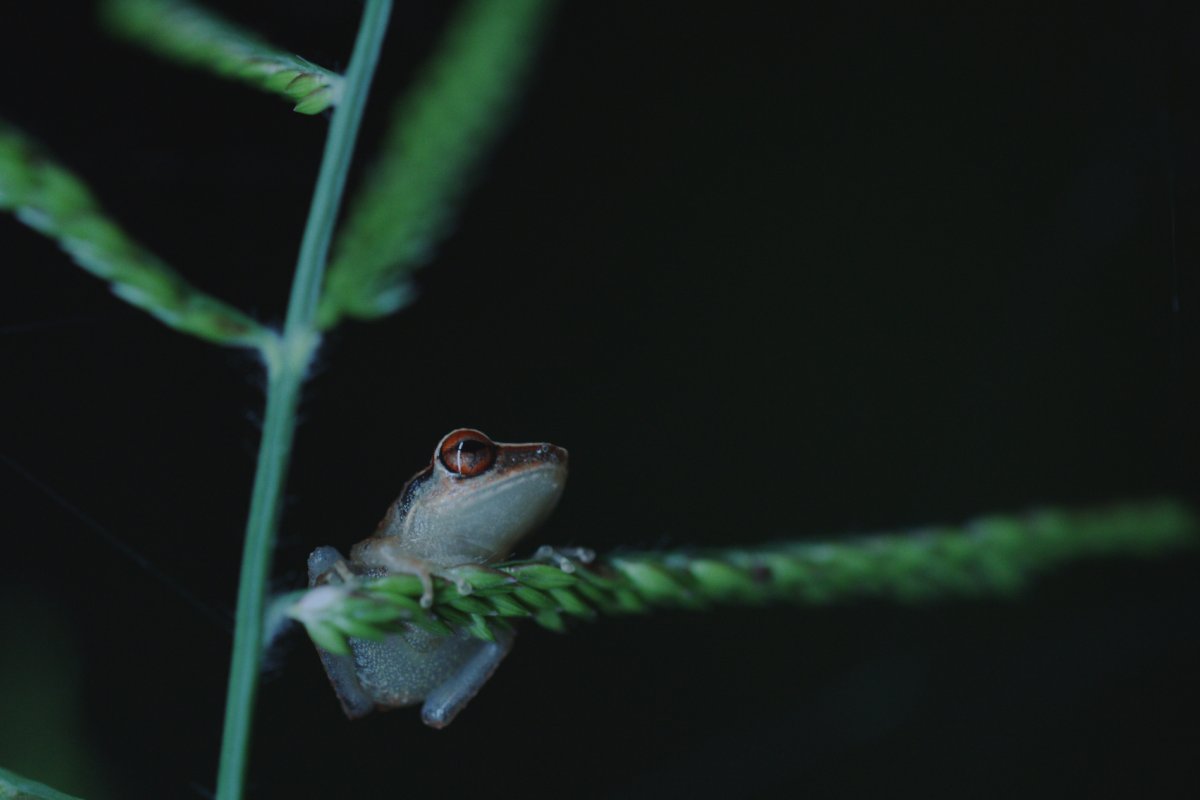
[307, 428, 568, 727]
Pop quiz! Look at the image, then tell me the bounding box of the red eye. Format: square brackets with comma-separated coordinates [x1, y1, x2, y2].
[438, 429, 497, 477]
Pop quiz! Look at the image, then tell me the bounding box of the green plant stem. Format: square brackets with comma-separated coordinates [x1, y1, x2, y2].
[215, 2, 392, 798]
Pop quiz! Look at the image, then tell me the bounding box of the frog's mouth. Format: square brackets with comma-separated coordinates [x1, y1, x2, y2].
[442, 459, 568, 558]
[493, 442, 568, 470]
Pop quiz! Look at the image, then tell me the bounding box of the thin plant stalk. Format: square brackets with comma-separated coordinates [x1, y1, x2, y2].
[215, 2, 393, 798]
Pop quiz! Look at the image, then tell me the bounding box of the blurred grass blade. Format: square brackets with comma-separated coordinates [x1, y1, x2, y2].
[0, 766, 84, 800]
[0, 123, 270, 348]
[318, 0, 555, 327]
[100, 0, 344, 114]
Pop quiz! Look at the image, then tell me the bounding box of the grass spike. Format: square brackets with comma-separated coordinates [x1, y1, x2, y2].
[100, 0, 344, 114]
[287, 499, 1199, 652]
[318, 0, 556, 328]
[0, 123, 270, 348]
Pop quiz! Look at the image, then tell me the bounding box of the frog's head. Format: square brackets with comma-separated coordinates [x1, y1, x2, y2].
[381, 428, 568, 562]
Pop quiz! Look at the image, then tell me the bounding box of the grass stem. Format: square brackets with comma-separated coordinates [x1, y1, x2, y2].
[215, 2, 392, 798]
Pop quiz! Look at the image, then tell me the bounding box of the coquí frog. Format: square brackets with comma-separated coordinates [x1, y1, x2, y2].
[307, 428, 568, 727]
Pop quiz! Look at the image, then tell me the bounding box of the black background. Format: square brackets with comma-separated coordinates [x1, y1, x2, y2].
[3, 1, 1199, 798]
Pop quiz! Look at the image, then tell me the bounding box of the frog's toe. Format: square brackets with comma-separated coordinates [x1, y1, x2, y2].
[533, 545, 596, 572]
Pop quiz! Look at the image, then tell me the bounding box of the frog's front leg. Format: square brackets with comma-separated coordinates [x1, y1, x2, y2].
[350, 536, 445, 607]
[421, 628, 515, 728]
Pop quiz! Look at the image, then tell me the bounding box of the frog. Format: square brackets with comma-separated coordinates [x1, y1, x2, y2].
[307, 428, 568, 728]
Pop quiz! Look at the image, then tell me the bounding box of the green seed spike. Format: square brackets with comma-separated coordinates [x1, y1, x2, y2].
[318, 0, 556, 328]
[291, 499, 1198, 644]
[99, 0, 344, 115]
[0, 122, 270, 349]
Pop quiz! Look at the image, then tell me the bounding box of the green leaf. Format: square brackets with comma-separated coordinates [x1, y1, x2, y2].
[0, 123, 271, 348]
[99, 0, 344, 114]
[444, 564, 515, 592]
[344, 598, 408, 624]
[549, 588, 595, 618]
[445, 594, 494, 615]
[612, 588, 649, 613]
[533, 609, 566, 633]
[487, 593, 532, 617]
[511, 563, 578, 589]
[512, 585, 557, 610]
[335, 617, 388, 641]
[467, 613, 496, 642]
[364, 589, 424, 616]
[434, 606, 472, 627]
[318, 0, 556, 327]
[611, 560, 682, 602]
[407, 613, 454, 637]
[306, 622, 351, 656]
[370, 575, 426, 597]
[688, 559, 761, 602]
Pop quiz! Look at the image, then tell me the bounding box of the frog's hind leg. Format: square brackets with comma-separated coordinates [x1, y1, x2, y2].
[306, 546, 377, 719]
[421, 629, 515, 729]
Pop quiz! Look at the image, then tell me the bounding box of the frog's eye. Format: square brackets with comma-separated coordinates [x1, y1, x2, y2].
[438, 429, 497, 477]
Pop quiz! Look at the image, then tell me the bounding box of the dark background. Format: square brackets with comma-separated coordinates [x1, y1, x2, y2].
[3, 1, 1198, 797]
